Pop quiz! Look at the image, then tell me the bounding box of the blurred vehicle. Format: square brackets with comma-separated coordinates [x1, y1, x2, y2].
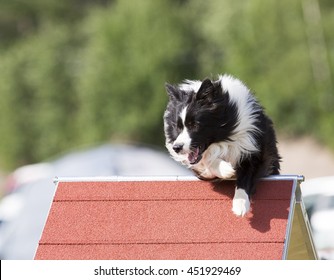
[301, 176, 334, 259]
[0, 144, 191, 259]
[2, 163, 53, 194]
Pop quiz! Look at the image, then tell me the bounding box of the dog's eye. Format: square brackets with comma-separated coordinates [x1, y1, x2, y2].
[187, 121, 199, 131]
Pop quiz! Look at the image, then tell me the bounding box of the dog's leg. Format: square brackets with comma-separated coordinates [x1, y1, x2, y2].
[200, 144, 235, 179]
[232, 159, 258, 217]
[210, 159, 235, 179]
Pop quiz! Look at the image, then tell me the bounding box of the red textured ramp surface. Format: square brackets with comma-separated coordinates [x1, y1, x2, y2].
[35, 179, 294, 260]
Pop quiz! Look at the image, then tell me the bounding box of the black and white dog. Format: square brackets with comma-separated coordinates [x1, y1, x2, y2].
[164, 74, 280, 216]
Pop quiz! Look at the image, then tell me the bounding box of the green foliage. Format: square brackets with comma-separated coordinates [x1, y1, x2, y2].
[0, 0, 113, 48]
[191, 0, 334, 144]
[74, 0, 199, 146]
[0, 0, 334, 169]
[0, 24, 78, 167]
[0, 0, 200, 169]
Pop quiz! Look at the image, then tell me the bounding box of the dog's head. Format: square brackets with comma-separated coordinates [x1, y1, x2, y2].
[164, 78, 236, 166]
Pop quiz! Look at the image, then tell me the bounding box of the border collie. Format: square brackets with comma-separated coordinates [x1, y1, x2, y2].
[163, 74, 280, 217]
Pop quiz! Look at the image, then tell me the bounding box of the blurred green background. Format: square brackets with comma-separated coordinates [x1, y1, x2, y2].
[0, 0, 334, 170]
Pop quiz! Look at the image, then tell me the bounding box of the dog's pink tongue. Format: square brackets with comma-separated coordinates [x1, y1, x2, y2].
[188, 147, 200, 164]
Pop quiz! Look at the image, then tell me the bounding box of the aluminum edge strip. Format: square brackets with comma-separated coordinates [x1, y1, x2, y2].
[281, 176, 300, 259]
[296, 186, 319, 259]
[54, 175, 200, 184]
[54, 174, 304, 184]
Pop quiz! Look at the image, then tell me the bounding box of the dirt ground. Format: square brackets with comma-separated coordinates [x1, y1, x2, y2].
[278, 136, 334, 180]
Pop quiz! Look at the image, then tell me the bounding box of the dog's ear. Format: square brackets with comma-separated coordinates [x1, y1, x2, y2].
[165, 83, 180, 100]
[196, 78, 215, 101]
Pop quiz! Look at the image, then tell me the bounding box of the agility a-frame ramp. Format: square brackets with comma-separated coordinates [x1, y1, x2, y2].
[35, 175, 317, 260]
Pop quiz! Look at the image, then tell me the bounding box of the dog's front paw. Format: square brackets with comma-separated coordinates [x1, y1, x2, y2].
[218, 161, 235, 179]
[232, 188, 250, 217]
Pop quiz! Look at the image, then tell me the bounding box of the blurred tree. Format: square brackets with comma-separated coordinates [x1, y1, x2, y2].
[1, 0, 334, 169]
[189, 0, 334, 146]
[0, 24, 79, 168]
[0, 0, 113, 48]
[0, 0, 200, 169]
[74, 0, 200, 146]
[309, 0, 334, 144]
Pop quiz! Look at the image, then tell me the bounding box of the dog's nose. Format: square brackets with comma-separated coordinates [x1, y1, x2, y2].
[173, 143, 184, 153]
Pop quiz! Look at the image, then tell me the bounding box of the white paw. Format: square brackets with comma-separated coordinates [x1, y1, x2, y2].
[218, 160, 235, 179]
[232, 188, 250, 217]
